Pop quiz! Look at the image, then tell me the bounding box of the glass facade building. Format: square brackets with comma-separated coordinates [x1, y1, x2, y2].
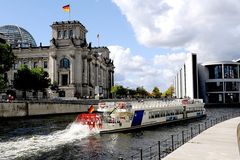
[0, 25, 37, 48]
[200, 62, 240, 104]
[174, 55, 240, 104]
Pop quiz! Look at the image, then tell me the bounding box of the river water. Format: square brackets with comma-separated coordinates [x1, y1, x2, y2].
[0, 107, 240, 160]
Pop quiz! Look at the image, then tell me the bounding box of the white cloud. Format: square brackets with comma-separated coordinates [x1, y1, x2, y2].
[113, 0, 240, 62]
[108, 45, 187, 91]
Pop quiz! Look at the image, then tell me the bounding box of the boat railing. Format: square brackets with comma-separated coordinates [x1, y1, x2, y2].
[121, 111, 240, 160]
[131, 100, 184, 109]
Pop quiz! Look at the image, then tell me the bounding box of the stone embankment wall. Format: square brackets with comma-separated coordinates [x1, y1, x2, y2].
[0, 101, 98, 118]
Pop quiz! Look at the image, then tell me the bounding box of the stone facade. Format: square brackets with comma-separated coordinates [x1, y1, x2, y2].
[7, 21, 114, 98]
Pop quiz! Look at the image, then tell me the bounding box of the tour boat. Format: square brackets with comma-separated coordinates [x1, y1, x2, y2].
[75, 99, 206, 134]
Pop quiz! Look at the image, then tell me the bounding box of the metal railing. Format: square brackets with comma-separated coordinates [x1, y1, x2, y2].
[122, 112, 240, 160]
[79, 112, 240, 160]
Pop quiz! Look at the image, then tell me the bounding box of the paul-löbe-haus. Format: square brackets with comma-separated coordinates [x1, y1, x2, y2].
[1, 21, 114, 99]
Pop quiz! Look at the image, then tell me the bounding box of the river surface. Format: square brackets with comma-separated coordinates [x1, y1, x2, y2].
[0, 107, 240, 160]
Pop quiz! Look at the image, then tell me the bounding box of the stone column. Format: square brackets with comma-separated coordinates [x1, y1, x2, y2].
[49, 53, 57, 84]
[83, 58, 88, 84]
[53, 56, 57, 84]
[75, 53, 82, 84]
[96, 63, 99, 86]
[70, 54, 75, 85]
[89, 61, 92, 85]
[91, 62, 95, 86]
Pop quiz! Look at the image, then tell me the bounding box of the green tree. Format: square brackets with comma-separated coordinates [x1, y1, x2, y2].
[0, 42, 15, 89]
[128, 88, 136, 98]
[14, 65, 50, 98]
[152, 86, 162, 98]
[162, 85, 174, 98]
[13, 65, 33, 92]
[31, 67, 50, 91]
[111, 85, 127, 98]
[0, 43, 15, 74]
[136, 86, 149, 98]
[0, 75, 7, 90]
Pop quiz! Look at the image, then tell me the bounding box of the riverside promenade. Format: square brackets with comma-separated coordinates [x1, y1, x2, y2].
[163, 117, 240, 160]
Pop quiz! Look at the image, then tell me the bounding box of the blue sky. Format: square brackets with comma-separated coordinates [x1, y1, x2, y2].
[0, 0, 163, 56]
[1, 0, 240, 91]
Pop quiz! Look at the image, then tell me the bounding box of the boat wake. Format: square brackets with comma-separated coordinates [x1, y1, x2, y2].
[0, 122, 98, 160]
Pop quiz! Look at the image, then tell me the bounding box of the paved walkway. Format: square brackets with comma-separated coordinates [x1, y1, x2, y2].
[163, 117, 240, 160]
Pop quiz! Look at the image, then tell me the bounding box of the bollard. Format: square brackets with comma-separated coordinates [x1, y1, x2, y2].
[149, 146, 152, 159]
[211, 119, 213, 126]
[198, 124, 201, 134]
[182, 130, 184, 144]
[205, 121, 207, 130]
[158, 141, 161, 160]
[140, 148, 143, 160]
[171, 135, 174, 151]
[191, 127, 193, 138]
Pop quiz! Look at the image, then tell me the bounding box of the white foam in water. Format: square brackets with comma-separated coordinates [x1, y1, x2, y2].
[0, 122, 99, 160]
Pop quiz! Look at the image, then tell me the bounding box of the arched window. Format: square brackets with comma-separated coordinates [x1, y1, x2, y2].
[69, 30, 73, 38]
[57, 31, 62, 39]
[60, 58, 70, 69]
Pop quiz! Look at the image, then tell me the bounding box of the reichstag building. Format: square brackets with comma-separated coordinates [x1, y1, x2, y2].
[0, 21, 115, 98]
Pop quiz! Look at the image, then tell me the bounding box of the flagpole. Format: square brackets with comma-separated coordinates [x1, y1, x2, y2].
[69, 4, 71, 21]
[97, 34, 100, 47]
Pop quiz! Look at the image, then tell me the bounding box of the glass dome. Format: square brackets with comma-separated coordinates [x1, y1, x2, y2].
[0, 25, 37, 48]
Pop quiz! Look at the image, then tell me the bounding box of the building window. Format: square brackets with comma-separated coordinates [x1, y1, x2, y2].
[33, 62, 38, 68]
[60, 58, 70, 69]
[57, 31, 62, 39]
[224, 64, 238, 79]
[225, 82, 239, 91]
[208, 65, 222, 79]
[13, 63, 18, 70]
[14, 72, 17, 80]
[69, 30, 73, 38]
[61, 74, 68, 86]
[208, 93, 223, 103]
[225, 93, 239, 103]
[43, 61, 48, 68]
[63, 30, 67, 38]
[206, 82, 223, 92]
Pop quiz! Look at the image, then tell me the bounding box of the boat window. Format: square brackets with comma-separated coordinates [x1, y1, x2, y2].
[149, 112, 152, 119]
[161, 112, 165, 117]
[151, 114, 154, 119]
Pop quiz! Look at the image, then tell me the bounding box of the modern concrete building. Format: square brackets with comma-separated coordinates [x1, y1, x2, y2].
[174, 53, 240, 104]
[2, 21, 114, 99]
[173, 53, 198, 99]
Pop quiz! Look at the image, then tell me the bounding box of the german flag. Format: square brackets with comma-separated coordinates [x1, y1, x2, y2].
[63, 4, 70, 12]
[88, 105, 94, 113]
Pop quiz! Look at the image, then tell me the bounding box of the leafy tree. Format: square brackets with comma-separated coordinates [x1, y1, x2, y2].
[128, 88, 136, 98]
[111, 85, 127, 98]
[0, 42, 15, 89]
[14, 65, 50, 98]
[13, 65, 33, 92]
[31, 67, 50, 91]
[50, 81, 59, 91]
[152, 86, 162, 98]
[162, 85, 174, 98]
[0, 75, 6, 90]
[0, 43, 15, 74]
[136, 86, 149, 98]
